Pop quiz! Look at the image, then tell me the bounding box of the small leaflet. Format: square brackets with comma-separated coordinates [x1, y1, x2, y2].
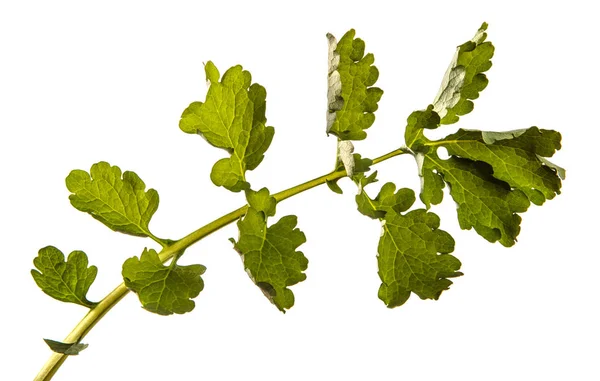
[326, 179, 344, 194]
[356, 180, 415, 220]
[327, 154, 373, 194]
[122, 248, 206, 315]
[31, 246, 98, 308]
[404, 105, 441, 150]
[44, 339, 88, 356]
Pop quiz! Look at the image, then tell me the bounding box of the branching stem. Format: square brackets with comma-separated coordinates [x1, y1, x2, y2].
[34, 146, 409, 381]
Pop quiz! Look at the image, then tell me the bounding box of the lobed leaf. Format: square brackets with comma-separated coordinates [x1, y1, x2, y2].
[231, 188, 308, 312]
[422, 153, 530, 246]
[66, 161, 159, 238]
[418, 126, 563, 246]
[405, 23, 494, 148]
[326, 29, 383, 141]
[122, 248, 206, 315]
[442, 127, 562, 205]
[378, 209, 462, 307]
[356, 182, 415, 219]
[356, 178, 462, 307]
[179, 62, 274, 192]
[404, 104, 441, 149]
[31, 246, 98, 308]
[432, 22, 494, 124]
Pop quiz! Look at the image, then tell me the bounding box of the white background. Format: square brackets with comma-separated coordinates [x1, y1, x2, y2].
[1, 1, 598, 380]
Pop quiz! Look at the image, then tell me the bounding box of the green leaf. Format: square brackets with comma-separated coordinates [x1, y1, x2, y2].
[356, 181, 415, 219]
[326, 179, 344, 194]
[420, 168, 445, 209]
[378, 209, 462, 307]
[416, 126, 563, 246]
[204, 61, 220, 83]
[404, 104, 441, 149]
[404, 23, 494, 149]
[350, 154, 373, 174]
[432, 22, 494, 125]
[179, 62, 274, 192]
[442, 127, 563, 205]
[244, 187, 276, 217]
[231, 188, 308, 312]
[422, 153, 530, 246]
[327, 153, 373, 194]
[66, 161, 159, 238]
[31, 246, 98, 308]
[44, 339, 88, 356]
[537, 155, 566, 180]
[122, 248, 206, 315]
[326, 30, 383, 141]
[356, 181, 462, 307]
[400, 23, 563, 246]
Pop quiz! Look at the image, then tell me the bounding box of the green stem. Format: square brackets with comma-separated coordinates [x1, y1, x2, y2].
[372, 147, 411, 164]
[34, 146, 409, 381]
[147, 232, 170, 248]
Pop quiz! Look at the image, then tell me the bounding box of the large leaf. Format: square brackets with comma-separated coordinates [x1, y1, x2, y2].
[231, 188, 308, 312]
[31, 246, 98, 308]
[439, 127, 562, 204]
[66, 162, 159, 238]
[122, 248, 206, 315]
[417, 126, 563, 247]
[356, 179, 462, 307]
[326, 29, 384, 141]
[421, 153, 530, 246]
[179, 62, 274, 192]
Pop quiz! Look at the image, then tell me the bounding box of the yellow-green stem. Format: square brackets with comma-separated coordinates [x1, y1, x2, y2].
[34, 146, 409, 381]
